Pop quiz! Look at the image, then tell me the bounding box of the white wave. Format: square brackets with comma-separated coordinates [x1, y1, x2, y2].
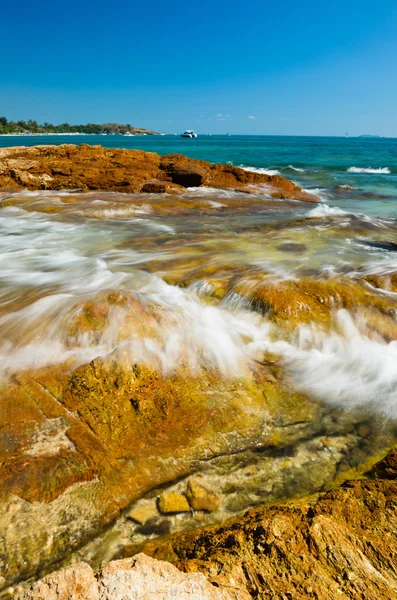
[88, 205, 153, 218]
[3, 189, 397, 419]
[7, 295, 397, 419]
[239, 165, 280, 176]
[182, 186, 247, 198]
[302, 188, 330, 203]
[347, 167, 390, 174]
[308, 204, 348, 217]
[135, 219, 175, 234]
[206, 200, 226, 208]
[269, 310, 397, 418]
[0, 272, 273, 378]
[285, 165, 305, 172]
[337, 184, 355, 190]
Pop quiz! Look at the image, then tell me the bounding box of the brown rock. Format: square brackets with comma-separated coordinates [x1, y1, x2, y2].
[186, 480, 220, 512]
[0, 144, 318, 201]
[0, 353, 392, 589]
[158, 492, 190, 514]
[126, 501, 159, 524]
[2, 356, 298, 588]
[367, 448, 397, 480]
[159, 154, 208, 187]
[140, 180, 168, 193]
[363, 272, 397, 293]
[145, 450, 397, 600]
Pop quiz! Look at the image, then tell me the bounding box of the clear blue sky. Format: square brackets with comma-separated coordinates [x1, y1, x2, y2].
[2, 0, 397, 135]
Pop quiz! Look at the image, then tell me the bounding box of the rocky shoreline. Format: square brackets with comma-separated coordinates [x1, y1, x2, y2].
[0, 144, 317, 201]
[13, 450, 397, 599]
[1, 145, 397, 598]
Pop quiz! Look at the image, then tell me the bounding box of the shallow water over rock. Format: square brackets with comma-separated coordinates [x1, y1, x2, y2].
[1, 186, 397, 591]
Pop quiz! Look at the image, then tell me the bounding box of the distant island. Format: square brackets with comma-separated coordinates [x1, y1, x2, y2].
[358, 134, 382, 138]
[0, 116, 160, 136]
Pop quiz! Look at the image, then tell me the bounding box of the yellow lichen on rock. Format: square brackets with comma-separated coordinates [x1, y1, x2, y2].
[158, 493, 190, 514]
[186, 480, 220, 512]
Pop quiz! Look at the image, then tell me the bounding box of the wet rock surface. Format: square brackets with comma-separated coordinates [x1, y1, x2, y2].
[158, 493, 191, 514]
[12, 451, 397, 599]
[142, 450, 397, 599]
[1, 170, 397, 596]
[186, 480, 220, 512]
[0, 354, 393, 591]
[0, 144, 318, 201]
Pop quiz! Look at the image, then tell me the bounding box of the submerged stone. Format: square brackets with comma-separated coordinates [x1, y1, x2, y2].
[143, 450, 397, 599]
[126, 501, 158, 525]
[186, 480, 220, 512]
[158, 493, 190, 514]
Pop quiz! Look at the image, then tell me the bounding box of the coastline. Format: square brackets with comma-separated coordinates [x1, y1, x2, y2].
[0, 144, 318, 201]
[1, 139, 397, 596]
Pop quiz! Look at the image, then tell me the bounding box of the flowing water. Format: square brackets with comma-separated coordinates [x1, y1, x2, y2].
[1, 135, 397, 413]
[2, 135, 397, 576]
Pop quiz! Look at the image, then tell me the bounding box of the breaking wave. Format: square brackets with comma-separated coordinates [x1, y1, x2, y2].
[240, 165, 280, 176]
[347, 167, 391, 174]
[302, 188, 331, 203]
[307, 204, 348, 217]
[272, 310, 397, 418]
[285, 165, 306, 172]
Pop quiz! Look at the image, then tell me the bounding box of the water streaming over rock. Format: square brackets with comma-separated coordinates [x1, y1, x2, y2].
[1, 136, 397, 590]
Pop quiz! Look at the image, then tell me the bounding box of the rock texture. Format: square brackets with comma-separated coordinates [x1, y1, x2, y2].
[158, 492, 191, 514]
[13, 452, 397, 599]
[144, 451, 397, 600]
[14, 553, 235, 599]
[186, 480, 220, 512]
[0, 350, 387, 590]
[0, 144, 318, 201]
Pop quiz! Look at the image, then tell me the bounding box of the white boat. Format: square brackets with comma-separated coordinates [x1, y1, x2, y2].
[124, 132, 135, 136]
[181, 130, 197, 138]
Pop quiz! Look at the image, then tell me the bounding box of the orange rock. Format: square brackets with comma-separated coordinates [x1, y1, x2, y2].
[144, 450, 397, 599]
[0, 145, 318, 201]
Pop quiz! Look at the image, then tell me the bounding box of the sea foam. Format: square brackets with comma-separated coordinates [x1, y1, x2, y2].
[285, 165, 306, 172]
[272, 310, 397, 418]
[240, 165, 280, 176]
[308, 204, 347, 217]
[347, 167, 391, 174]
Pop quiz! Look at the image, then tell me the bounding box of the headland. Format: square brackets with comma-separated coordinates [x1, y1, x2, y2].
[0, 144, 317, 201]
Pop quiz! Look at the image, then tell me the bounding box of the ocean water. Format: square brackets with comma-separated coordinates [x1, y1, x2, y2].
[1, 135, 397, 418]
[1, 134, 397, 216]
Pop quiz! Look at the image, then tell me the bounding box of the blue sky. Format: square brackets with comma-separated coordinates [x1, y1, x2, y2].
[1, 0, 397, 135]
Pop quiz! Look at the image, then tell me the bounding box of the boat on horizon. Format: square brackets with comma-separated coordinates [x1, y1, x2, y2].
[181, 130, 197, 138]
[124, 132, 135, 136]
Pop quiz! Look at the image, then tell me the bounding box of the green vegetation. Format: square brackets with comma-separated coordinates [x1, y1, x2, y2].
[0, 117, 158, 135]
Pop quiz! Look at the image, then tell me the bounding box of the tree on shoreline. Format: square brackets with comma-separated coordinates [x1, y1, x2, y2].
[0, 117, 157, 135]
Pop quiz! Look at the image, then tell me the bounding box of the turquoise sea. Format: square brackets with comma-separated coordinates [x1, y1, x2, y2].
[1, 134, 396, 217]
